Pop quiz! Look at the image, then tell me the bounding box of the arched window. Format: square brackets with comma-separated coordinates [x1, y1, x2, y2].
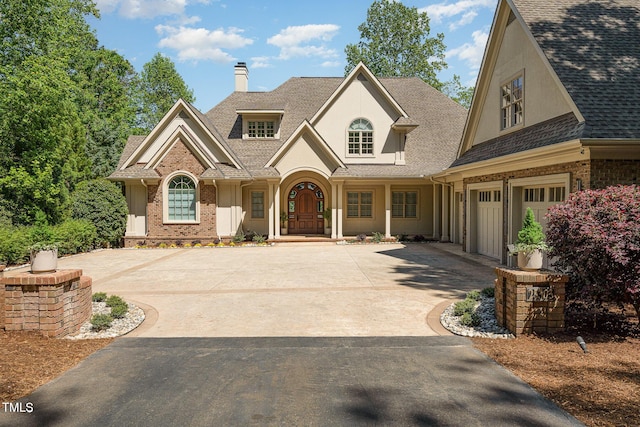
[347, 118, 374, 156]
[167, 175, 196, 221]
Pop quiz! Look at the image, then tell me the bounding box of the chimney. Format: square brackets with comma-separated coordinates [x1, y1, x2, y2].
[234, 62, 248, 92]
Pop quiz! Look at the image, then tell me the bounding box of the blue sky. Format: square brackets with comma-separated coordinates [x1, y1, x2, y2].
[90, 0, 498, 111]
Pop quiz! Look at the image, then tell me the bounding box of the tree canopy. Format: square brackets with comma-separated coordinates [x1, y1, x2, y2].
[345, 0, 473, 106]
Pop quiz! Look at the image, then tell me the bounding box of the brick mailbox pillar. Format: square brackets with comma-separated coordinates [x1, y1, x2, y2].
[2, 269, 92, 338]
[495, 268, 568, 336]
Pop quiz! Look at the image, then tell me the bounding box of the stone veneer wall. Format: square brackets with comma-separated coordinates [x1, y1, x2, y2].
[494, 268, 568, 336]
[1, 269, 92, 338]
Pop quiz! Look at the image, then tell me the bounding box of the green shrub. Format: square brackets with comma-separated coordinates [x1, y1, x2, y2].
[453, 299, 476, 317]
[92, 292, 107, 302]
[0, 225, 30, 265]
[90, 313, 113, 331]
[53, 219, 98, 256]
[70, 179, 128, 248]
[481, 287, 495, 298]
[251, 233, 266, 244]
[105, 295, 126, 308]
[460, 311, 481, 327]
[467, 290, 481, 301]
[110, 303, 128, 319]
[372, 231, 384, 243]
[232, 230, 246, 243]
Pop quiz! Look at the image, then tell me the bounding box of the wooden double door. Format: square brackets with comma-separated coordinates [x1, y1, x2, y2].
[287, 181, 325, 234]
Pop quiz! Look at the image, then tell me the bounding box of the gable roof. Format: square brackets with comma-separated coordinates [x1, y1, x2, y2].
[513, 0, 640, 139]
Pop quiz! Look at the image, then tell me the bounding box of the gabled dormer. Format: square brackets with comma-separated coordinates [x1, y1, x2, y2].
[235, 108, 284, 140]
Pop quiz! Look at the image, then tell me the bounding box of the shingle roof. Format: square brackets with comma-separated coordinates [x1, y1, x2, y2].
[513, 0, 640, 139]
[112, 72, 467, 181]
[452, 113, 585, 167]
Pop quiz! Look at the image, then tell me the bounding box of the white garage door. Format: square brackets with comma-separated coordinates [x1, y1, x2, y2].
[477, 189, 502, 259]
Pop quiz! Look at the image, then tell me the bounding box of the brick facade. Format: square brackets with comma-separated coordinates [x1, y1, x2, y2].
[590, 159, 640, 189]
[144, 139, 218, 246]
[1, 270, 92, 338]
[494, 267, 567, 335]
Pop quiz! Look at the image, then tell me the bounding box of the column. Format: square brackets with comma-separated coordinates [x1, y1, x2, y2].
[441, 185, 450, 242]
[385, 183, 391, 238]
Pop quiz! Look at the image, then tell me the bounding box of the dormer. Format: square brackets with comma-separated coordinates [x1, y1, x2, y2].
[236, 109, 284, 140]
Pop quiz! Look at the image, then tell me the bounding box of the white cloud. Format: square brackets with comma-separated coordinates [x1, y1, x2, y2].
[422, 0, 495, 29]
[96, 0, 210, 19]
[156, 25, 253, 63]
[267, 24, 340, 60]
[321, 61, 341, 68]
[446, 29, 489, 71]
[251, 57, 272, 69]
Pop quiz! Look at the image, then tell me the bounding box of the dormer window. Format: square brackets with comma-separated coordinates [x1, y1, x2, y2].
[347, 118, 374, 156]
[248, 121, 275, 138]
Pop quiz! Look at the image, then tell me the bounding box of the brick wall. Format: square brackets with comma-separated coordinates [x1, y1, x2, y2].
[146, 139, 218, 244]
[2, 270, 92, 338]
[495, 268, 567, 335]
[590, 159, 640, 189]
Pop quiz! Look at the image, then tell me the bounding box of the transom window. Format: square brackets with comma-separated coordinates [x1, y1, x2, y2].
[168, 176, 196, 221]
[392, 192, 417, 218]
[501, 75, 523, 130]
[347, 119, 374, 156]
[524, 186, 566, 203]
[248, 121, 275, 138]
[347, 191, 373, 218]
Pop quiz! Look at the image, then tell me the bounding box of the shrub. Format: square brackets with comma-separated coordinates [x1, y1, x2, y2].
[546, 185, 640, 322]
[252, 233, 266, 244]
[232, 230, 246, 243]
[110, 303, 128, 319]
[92, 292, 107, 302]
[372, 231, 384, 243]
[466, 290, 481, 301]
[515, 207, 548, 253]
[70, 179, 128, 248]
[52, 219, 98, 256]
[90, 313, 113, 331]
[0, 225, 30, 265]
[460, 312, 481, 327]
[453, 299, 477, 317]
[105, 295, 126, 308]
[481, 287, 495, 298]
[413, 234, 425, 242]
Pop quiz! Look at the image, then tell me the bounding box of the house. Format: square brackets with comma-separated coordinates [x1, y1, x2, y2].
[432, 0, 640, 265]
[109, 62, 467, 247]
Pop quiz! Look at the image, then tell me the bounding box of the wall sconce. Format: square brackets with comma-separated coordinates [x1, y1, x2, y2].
[576, 178, 582, 191]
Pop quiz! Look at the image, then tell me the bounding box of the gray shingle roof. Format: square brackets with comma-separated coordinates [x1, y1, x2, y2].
[452, 113, 585, 167]
[514, 0, 640, 139]
[111, 73, 467, 181]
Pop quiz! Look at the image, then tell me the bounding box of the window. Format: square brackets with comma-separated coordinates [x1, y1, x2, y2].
[347, 192, 373, 218]
[501, 75, 523, 129]
[524, 188, 545, 202]
[549, 187, 565, 202]
[168, 175, 196, 221]
[479, 191, 492, 202]
[347, 119, 374, 156]
[392, 192, 417, 218]
[248, 121, 275, 138]
[251, 192, 264, 218]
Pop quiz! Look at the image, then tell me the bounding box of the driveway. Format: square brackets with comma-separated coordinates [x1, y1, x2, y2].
[45, 242, 497, 337]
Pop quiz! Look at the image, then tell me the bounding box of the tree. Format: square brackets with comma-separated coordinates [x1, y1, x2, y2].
[441, 75, 475, 109]
[345, 0, 448, 90]
[134, 53, 196, 133]
[546, 185, 640, 322]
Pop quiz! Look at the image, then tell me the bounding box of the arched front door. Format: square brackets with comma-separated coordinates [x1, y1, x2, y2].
[287, 182, 324, 234]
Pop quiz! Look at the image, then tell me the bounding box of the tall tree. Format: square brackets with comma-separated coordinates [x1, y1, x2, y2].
[134, 53, 196, 133]
[441, 75, 475, 109]
[345, 0, 447, 90]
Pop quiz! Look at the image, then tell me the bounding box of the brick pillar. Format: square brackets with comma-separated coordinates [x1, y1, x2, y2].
[495, 268, 568, 336]
[2, 269, 92, 338]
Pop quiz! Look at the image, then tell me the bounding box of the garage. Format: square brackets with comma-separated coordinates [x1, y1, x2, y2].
[467, 182, 503, 260]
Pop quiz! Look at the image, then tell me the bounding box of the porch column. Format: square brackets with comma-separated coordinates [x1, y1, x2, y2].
[433, 184, 441, 240]
[274, 183, 281, 239]
[385, 183, 391, 238]
[441, 185, 450, 242]
[269, 182, 276, 240]
[333, 181, 344, 239]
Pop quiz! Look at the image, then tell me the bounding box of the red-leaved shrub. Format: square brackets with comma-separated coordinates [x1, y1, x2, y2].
[546, 185, 640, 321]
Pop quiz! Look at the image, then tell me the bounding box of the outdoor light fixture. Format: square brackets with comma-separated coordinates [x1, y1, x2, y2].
[577, 336, 588, 353]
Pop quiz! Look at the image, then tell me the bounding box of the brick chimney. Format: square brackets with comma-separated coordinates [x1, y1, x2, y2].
[234, 62, 248, 92]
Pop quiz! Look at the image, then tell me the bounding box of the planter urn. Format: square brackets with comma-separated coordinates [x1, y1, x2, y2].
[517, 249, 543, 271]
[30, 248, 58, 274]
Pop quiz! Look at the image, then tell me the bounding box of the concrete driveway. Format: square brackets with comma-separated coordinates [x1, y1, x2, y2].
[45, 242, 497, 337]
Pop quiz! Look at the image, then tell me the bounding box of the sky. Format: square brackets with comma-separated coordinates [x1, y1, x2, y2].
[89, 0, 498, 111]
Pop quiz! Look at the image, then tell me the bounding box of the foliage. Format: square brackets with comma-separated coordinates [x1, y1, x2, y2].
[481, 287, 495, 298]
[70, 179, 128, 247]
[441, 75, 475, 109]
[110, 302, 129, 319]
[92, 292, 107, 302]
[133, 53, 196, 133]
[515, 207, 548, 253]
[372, 231, 384, 243]
[453, 299, 477, 317]
[90, 313, 113, 331]
[0, 225, 30, 265]
[453, 291, 483, 326]
[105, 295, 126, 308]
[251, 233, 267, 244]
[466, 290, 481, 301]
[232, 230, 246, 243]
[546, 185, 640, 321]
[460, 311, 481, 327]
[322, 208, 331, 224]
[280, 211, 288, 226]
[53, 219, 98, 255]
[344, 0, 448, 91]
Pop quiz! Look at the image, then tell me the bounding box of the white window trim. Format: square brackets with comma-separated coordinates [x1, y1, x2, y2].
[500, 71, 525, 133]
[162, 170, 200, 224]
[241, 115, 281, 139]
[346, 118, 375, 158]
